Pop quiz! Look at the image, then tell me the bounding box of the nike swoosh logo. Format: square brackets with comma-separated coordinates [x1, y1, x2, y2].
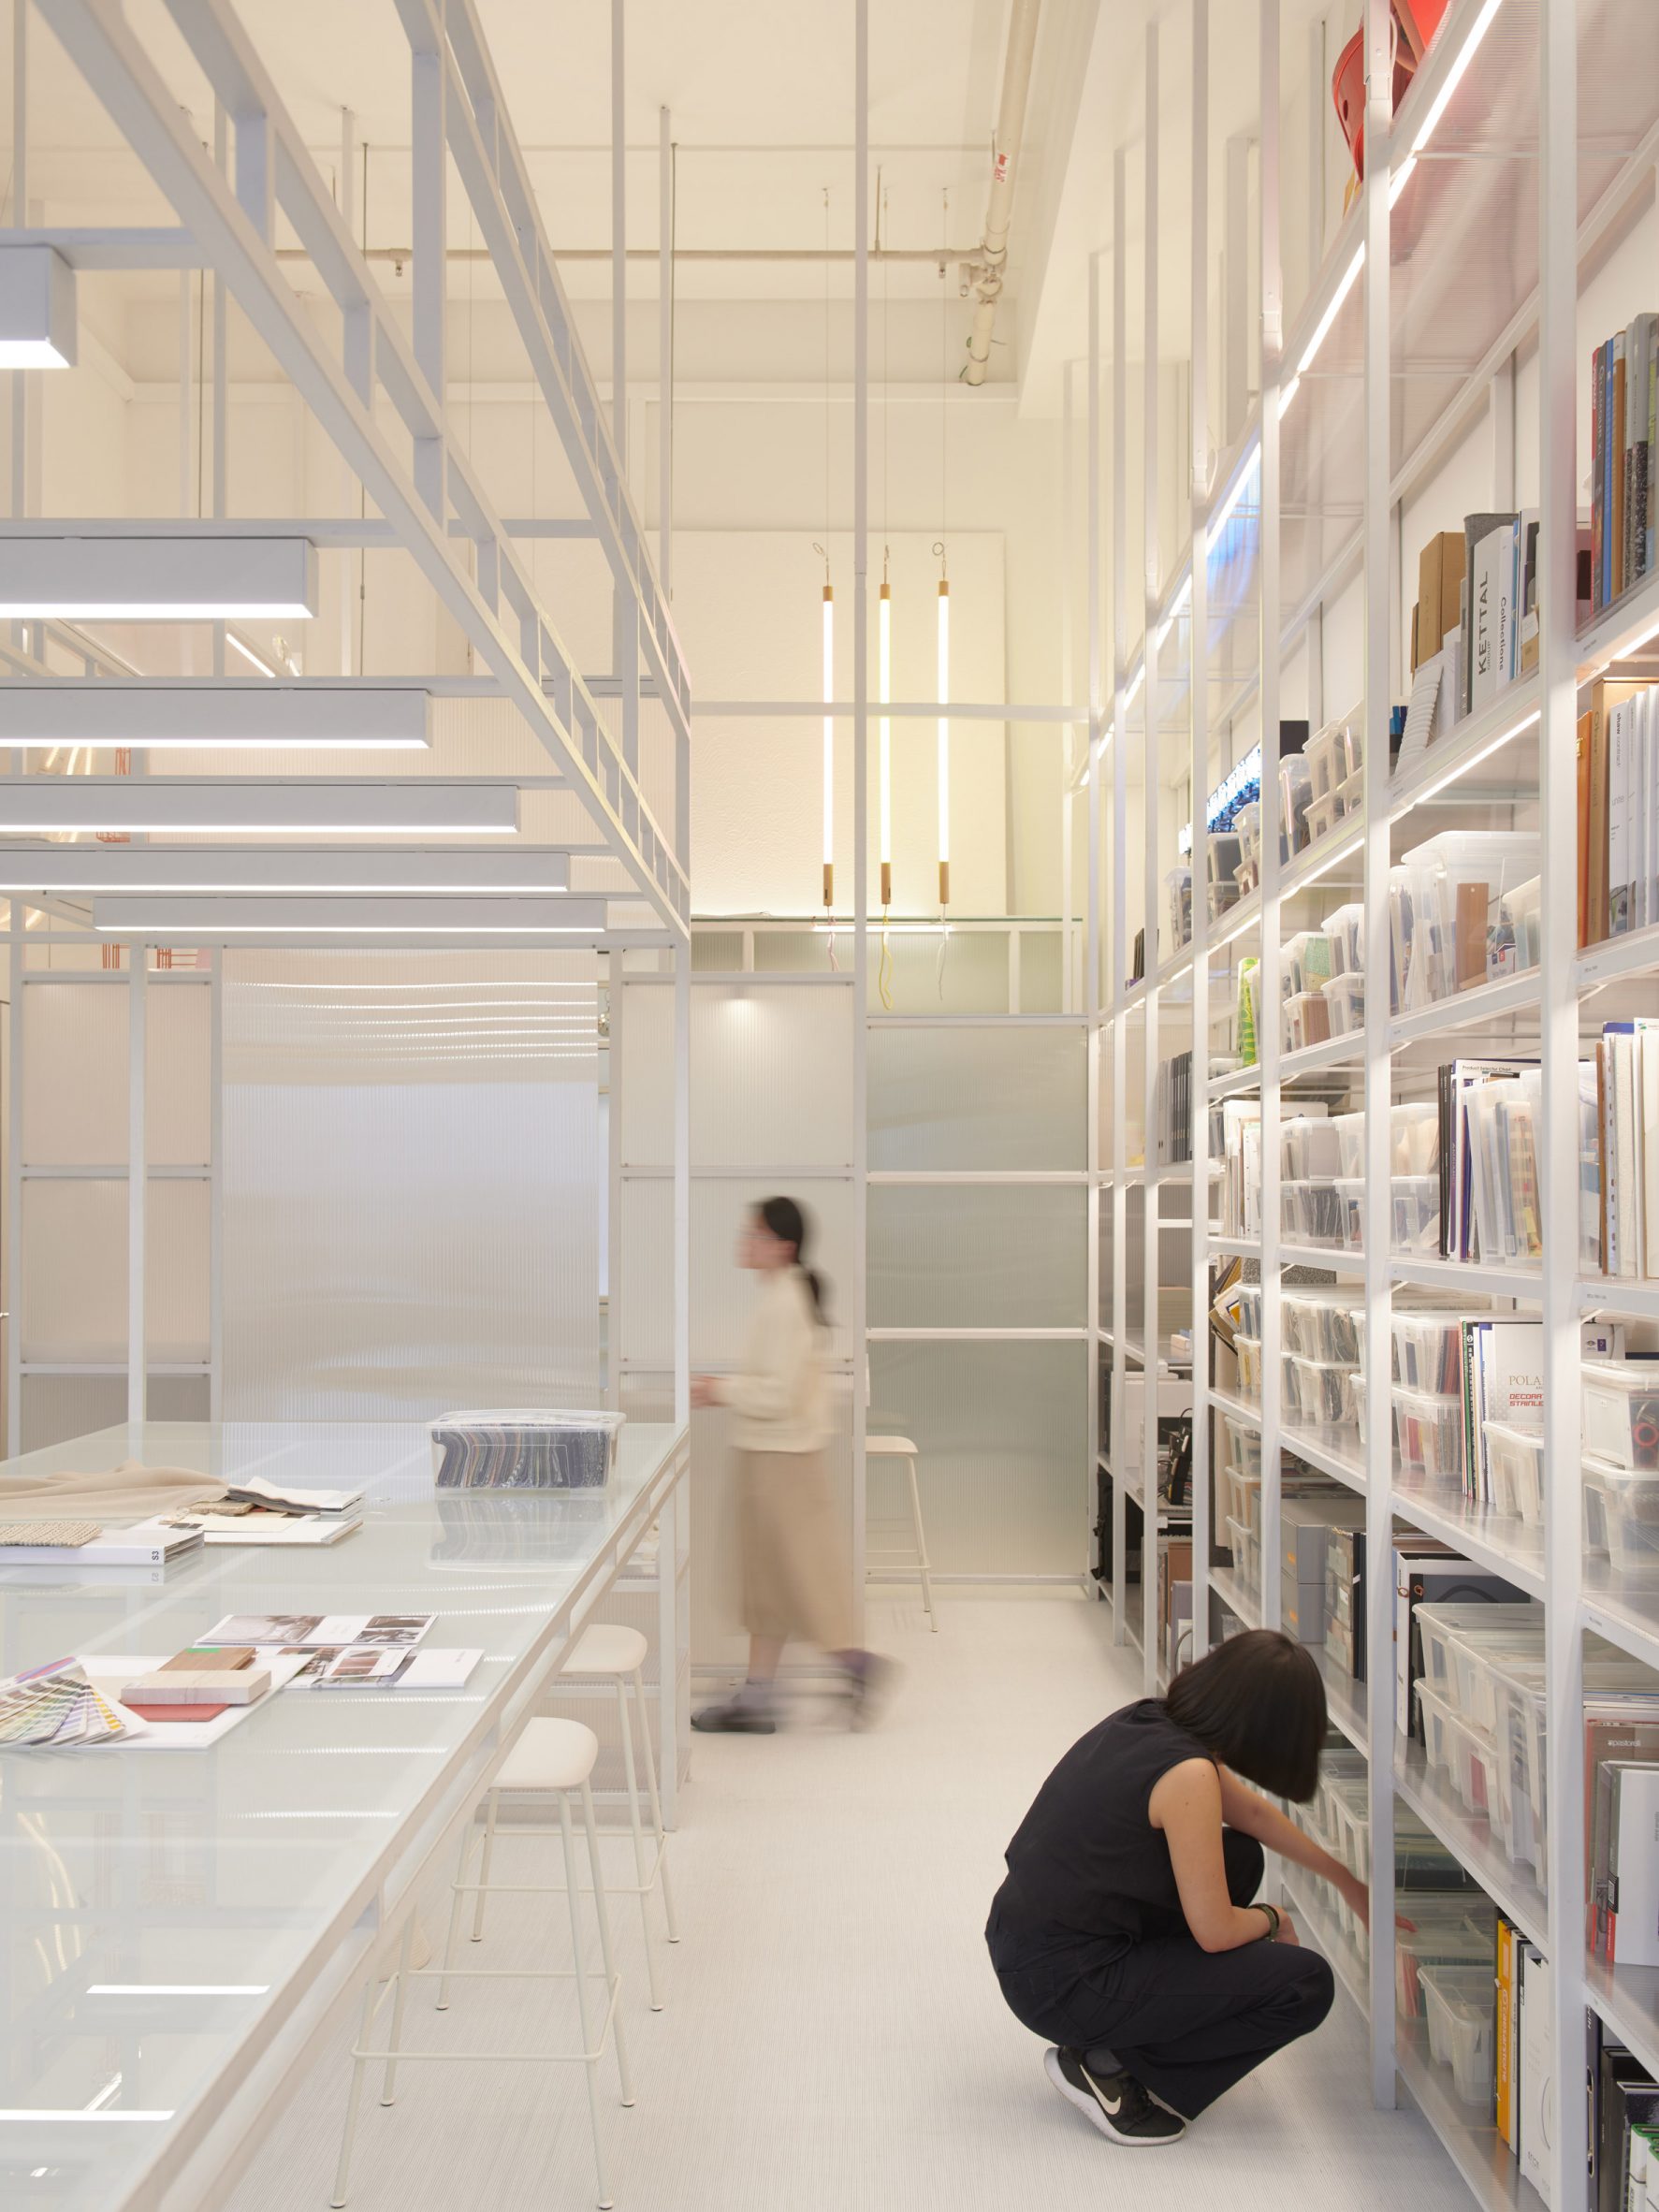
[1090, 2082, 1123, 2116]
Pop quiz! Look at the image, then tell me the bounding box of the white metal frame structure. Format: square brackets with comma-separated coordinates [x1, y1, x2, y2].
[1092, 3, 1659, 2208]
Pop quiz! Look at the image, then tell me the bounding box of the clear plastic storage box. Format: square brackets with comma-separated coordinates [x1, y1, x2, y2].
[1583, 1459, 1659, 1587]
[1482, 1420, 1547, 1525]
[1288, 1354, 1358, 1428]
[1419, 1962, 1496, 2107]
[1322, 971, 1365, 1034]
[1394, 1388, 1465, 1486]
[1284, 932, 1334, 997]
[1391, 1312, 1469, 1395]
[1223, 1410, 1263, 1477]
[1282, 1289, 1364, 1364]
[1282, 1179, 1346, 1247]
[1332, 1177, 1366, 1251]
[1234, 1334, 1262, 1400]
[1581, 1361, 1659, 1470]
[1282, 1114, 1341, 1180]
[1390, 1174, 1442, 1254]
[430, 1409, 626, 1491]
[1285, 991, 1332, 1052]
[1325, 903, 1365, 974]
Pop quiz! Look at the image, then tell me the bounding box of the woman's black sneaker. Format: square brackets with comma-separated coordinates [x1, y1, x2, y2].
[1043, 2047, 1186, 2145]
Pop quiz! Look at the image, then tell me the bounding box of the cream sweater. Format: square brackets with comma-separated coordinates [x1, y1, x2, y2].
[714, 1266, 830, 1453]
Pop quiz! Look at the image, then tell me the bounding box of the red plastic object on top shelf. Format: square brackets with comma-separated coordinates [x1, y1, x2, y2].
[1332, 0, 1451, 184]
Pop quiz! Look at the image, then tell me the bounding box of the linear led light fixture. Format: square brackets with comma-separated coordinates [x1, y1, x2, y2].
[1297, 249, 1363, 379]
[86, 1986, 269, 1999]
[0, 245, 78, 368]
[0, 681, 430, 750]
[879, 575, 892, 907]
[0, 847, 566, 894]
[1398, 706, 1540, 817]
[1205, 449, 1261, 554]
[95, 895, 606, 937]
[1407, 0, 1506, 160]
[822, 578, 835, 910]
[0, 782, 518, 836]
[937, 575, 951, 908]
[0, 535, 317, 620]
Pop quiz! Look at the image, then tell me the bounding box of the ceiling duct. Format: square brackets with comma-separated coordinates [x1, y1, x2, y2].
[961, 0, 1042, 388]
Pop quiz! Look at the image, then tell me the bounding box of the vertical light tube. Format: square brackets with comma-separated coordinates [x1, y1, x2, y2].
[822, 581, 835, 910]
[936, 577, 951, 908]
[878, 578, 892, 908]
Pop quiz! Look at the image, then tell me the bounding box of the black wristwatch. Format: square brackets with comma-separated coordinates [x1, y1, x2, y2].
[1252, 1902, 1281, 1942]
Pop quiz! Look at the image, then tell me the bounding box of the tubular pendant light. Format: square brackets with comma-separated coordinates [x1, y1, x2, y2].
[878, 562, 893, 909]
[936, 560, 951, 910]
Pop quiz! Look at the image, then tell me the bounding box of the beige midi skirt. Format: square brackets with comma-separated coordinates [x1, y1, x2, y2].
[737, 1446, 853, 1652]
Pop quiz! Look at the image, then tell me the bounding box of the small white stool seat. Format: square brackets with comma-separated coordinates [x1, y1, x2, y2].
[865, 1434, 938, 1631]
[330, 1714, 633, 2212]
[496, 1715, 600, 1794]
[564, 1623, 649, 1677]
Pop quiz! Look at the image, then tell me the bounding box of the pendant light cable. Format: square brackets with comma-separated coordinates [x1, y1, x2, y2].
[878, 175, 894, 1009]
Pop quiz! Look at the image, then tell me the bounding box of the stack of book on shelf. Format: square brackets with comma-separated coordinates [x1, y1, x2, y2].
[1405, 514, 1541, 758]
[1436, 1057, 1545, 1265]
[1494, 1917, 1553, 2205]
[1591, 312, 1659, 617]
[1587, 1700, 1659, 1972]
[1153, 1052, 1193, 1167]
[1594, 1019, 1659, 1277]
[1592, 2023, 1659, 2212]
[1579, 671, 1659, 948]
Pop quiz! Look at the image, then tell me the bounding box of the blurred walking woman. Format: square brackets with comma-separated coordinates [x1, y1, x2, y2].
[690, 1197, 892, 1732]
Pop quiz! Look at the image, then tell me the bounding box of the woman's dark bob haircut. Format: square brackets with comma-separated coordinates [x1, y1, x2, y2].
[1164, 1628, 1327, 1803]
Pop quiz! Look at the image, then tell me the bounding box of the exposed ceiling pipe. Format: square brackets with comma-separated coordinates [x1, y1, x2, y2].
[961, 0, 1042, 387]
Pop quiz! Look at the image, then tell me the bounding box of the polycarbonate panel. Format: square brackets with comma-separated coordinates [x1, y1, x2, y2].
[221, 950, 601, 1419]
[19, 1176, 206, 1361]
[22, 981, 127, 1165]
[867, 1184, 1085, 1329]
[22, 1179, 124, 1361]
[867, 1025, 1085, 1171]
[867, 1340, 1087, 1575]
[619, 1174, 855, 1372]
[147, 982, 211, 1166]
[618, 979, 855, 1169]
[870, 931, 1012, 1013]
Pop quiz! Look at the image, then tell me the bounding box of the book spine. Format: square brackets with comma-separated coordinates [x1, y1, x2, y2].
[1496, 1915, 1515, 2147]
[1595, 341, 1607, 611]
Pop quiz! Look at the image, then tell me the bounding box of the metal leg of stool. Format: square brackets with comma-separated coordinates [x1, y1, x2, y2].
[907, 1455, 938, 1630]
[329, 1971, 384, 2208]
[631, 1666, 678, 1943]
[378, 1916, 415, 2107]
[560, 1791, 615, 2211]
[581, 1778, 635, 2107]
[469, 1787, 500, 1943]
[614, 1677, 663, 2009]
[435, 1808, 479, 2009]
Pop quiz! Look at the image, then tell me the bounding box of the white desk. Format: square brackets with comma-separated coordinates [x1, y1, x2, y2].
[0, 1418, 690, 2212]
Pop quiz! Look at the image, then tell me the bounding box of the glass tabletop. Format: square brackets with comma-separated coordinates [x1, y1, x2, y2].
[0, 1419, 684, 2211]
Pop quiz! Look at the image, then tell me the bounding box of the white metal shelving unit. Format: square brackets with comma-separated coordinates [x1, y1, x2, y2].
[1090, 1, 1659, 2205]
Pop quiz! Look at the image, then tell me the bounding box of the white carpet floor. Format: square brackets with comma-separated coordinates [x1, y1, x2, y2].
[226, 1588, 1477, 2212]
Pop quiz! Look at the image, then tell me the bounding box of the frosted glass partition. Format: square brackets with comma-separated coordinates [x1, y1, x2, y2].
[21, 1177, 208, 1362]
[867, 1025, 1086, 1171]
[222, 950, 601, 1419]
[868, 1184, 1086, 1329]
[620, 1175, 854, 1372]
[867, 1341, 1087, 1576]
[618, 977, 855, 1168]
[146, 980, 211, 1167]
[21, 981, 127, 1164]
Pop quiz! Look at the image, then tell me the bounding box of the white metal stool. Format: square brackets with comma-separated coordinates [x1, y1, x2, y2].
[330, 1718, 633, 2212]
[866, 1435, 937, 1630]
[555, 1623, 678, 2010]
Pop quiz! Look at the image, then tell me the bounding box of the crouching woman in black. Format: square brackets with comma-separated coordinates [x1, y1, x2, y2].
[986, 1630, 1361, 2147]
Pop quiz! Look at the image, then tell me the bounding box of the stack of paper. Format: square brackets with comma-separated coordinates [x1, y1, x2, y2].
[0, 1659, 137, 1745]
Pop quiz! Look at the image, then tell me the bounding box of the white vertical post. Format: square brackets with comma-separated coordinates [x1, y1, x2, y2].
[8, 0, 24, 529]
[611, 0, 627, 477]
[1061, 360, 1076, 1017]
[1359, 0, 1397, 2111]
[340, 106, 357, 676]
[851, 0, 870, 1642]
[178, 270, 191, 522]
[1490, 355, 1516, 511]
[1538, 0, 1584, 2199]
[1084, 288, 1101, 1587]
[1109, 168, 1130, 1642]
[1257, 0, 1284, 1647]
[1140, 21, 1161, 1693]
[1224, 134, 1250, 447]
[6, 909, 21, 1457]
[128, 949, 147, 1431]
[410, 10, 446, 520]
[212, 98, 227, 677]
[658, 103, 673, 598]
[1188, 0, 1212, 1663]
[208, 959, 223, 1421]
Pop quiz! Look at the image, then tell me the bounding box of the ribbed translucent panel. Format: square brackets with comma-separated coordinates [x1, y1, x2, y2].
[867, 1026, 1086, 1171]
[619, 1175, 853, 1371]
[221, 950, 601, 1419]
[867, 1185, 1085, 1329]
[147, 982, 211, 1167]
[20, 1177, 208, 1361]
[867, 1341, 1086, 1575]
[618, 980, 855, 1168]
[22, 982, 126, 1165]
